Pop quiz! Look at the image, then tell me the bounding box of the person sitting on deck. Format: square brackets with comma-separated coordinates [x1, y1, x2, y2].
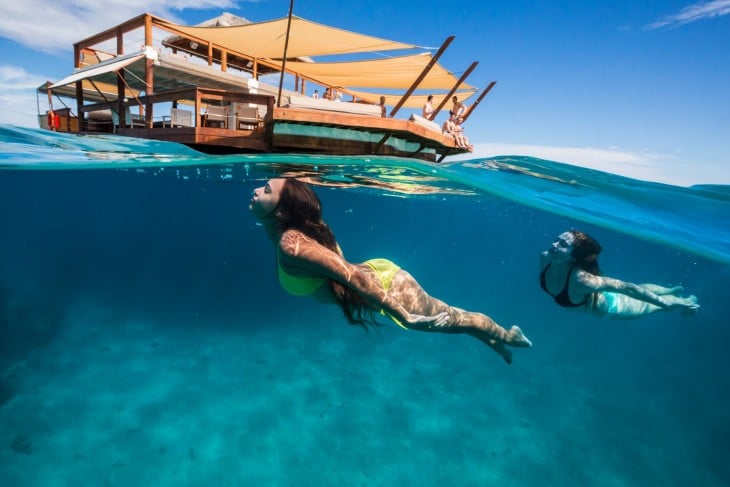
[451, 96, 466, 119]
[312, 89, 319, 99]
[453, 116, 473, 151]
[249, 178, 532, 364]
[442, 111, 471, 150]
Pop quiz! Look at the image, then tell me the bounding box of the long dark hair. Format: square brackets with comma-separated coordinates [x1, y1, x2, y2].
[570, 230, 602, 275]
[274, 179, 376, 327]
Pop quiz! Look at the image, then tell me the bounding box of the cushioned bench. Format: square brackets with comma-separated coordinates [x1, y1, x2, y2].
[286, 95, 382, 117]
[409, 113, 442, 133]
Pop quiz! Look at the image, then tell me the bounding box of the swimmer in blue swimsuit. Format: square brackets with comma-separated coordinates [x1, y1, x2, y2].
[250, 178, 532, 364]
[540, 230, 699, 319]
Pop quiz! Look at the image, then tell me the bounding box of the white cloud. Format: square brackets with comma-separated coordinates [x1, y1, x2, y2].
[0, 65, 50, 126]
[448, 142, 714, 187]
[645, 0, 730, 30]
[0, 1, 240, 53]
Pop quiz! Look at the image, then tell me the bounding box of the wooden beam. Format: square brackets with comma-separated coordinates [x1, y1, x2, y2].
[389, 36, 454, 118]
[145, 57, 154, 127]
[116, 28, 126, 126]
[374, 36, 454, 154]
[437, 149, 454, 163]
[74, 13, 148, 51]
[431, 61, 478, 120]
[277, 0, 295, 107]
[461, 81, 496, 124]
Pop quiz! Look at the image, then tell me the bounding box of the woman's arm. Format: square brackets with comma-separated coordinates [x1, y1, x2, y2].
[576, 271, 671, 308]
[279, 231, 447, 326]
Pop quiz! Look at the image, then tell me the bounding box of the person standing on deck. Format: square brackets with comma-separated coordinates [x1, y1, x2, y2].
[423, 95, 435, 120]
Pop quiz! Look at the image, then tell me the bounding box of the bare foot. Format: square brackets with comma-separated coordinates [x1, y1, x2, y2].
[508, 326, 532, 347]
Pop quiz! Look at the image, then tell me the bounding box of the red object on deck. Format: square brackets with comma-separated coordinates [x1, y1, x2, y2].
[47, 111, 60, 129]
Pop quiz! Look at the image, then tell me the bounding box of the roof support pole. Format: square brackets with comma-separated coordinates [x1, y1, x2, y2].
[116, 27, 127, 127]
[144, 14, 154, 127]
[73, 44, 84, 131]
[277, 0, 295, 107]
[431, 61, 478, 121]
[389, 36, 454, 118]
[374, 36, 454, 155]
[461, 81, 496, 124]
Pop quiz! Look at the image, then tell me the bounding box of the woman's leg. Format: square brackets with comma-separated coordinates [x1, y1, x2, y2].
[592, 291, 698, 319]
[639, 283, 684, 296]
[387, 270, 531, 362]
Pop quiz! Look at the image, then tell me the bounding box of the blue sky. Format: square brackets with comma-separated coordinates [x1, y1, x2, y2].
[0, 0, 728, 186]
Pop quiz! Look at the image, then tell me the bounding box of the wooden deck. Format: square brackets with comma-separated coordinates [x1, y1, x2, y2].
[38, 12, 486, 163]
[72, 93, 466, 160]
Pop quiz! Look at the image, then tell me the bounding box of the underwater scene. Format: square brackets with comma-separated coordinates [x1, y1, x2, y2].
[1, 126, 729, 485]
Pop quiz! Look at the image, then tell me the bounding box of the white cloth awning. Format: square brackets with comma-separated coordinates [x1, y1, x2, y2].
[49, 49, 150, 89]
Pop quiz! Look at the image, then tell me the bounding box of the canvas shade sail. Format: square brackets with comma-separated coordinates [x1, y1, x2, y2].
[344, 89, 477, 110]
[274, 53, 473, 91]
[49, 51, 146, 88]
[40, 80, 139, 102]
[158, 16, 419, 59]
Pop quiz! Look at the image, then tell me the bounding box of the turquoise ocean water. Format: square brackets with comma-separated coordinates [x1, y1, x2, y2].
[1, 125, 728, 485]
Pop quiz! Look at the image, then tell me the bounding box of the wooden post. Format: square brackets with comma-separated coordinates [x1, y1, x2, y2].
[375, 36, 454, 154]
[277, 0, 295, 107]
[74, 44, 84, 131]
[144, 15, 154, 127]
[388, 36, 454, 118]
[461, 81, 496, 124]
[431, 61, 478, 121]
[116, 27, 126, 127]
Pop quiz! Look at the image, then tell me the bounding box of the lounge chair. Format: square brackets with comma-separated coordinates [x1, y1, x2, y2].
[165, 108, 193, 127]
[236, 105, 263, 131]
[111, 107, 145, 133]
[202, 105, 228, 128]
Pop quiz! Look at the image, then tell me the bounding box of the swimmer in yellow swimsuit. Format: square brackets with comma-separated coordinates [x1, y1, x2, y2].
[251, 178, 531, 364]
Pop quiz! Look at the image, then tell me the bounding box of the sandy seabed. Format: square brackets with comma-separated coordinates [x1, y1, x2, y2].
[1, 300, 727, 486]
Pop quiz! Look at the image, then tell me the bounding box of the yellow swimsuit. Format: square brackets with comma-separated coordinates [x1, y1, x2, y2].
[277, 257, 407, 329]
[363, 258, 407, 329]
[277, 264, 326, 296]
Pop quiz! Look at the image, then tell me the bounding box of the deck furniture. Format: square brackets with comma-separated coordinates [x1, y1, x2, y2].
[163, 108, 193, 127]
[202, 105, 228, 128]
[236, 105, 262, 131]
